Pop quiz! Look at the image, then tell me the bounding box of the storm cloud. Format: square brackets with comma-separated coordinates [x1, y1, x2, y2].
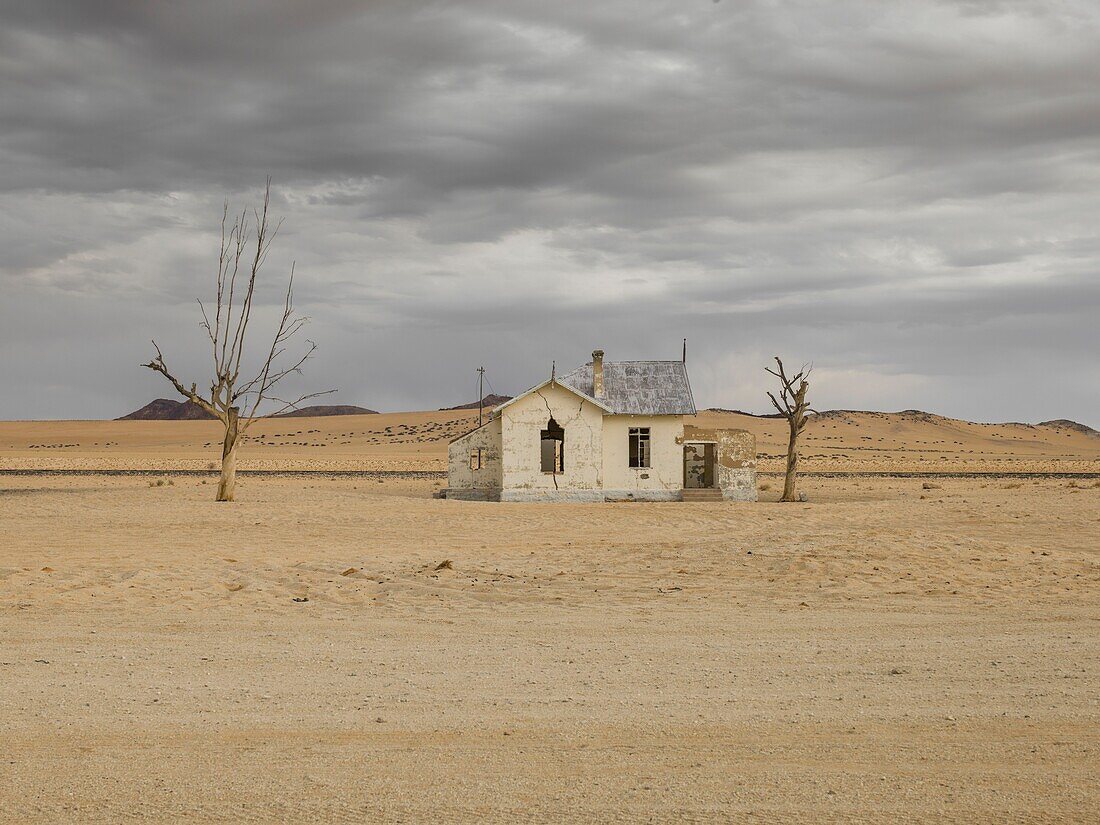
[2, 0, 1098, 423]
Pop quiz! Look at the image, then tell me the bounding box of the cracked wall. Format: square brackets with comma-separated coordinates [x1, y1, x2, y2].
[447, 390, 757, 503]
[499, 382, 604, 502]
[446, 417, 503, 500]
[681, 424, 758, 501]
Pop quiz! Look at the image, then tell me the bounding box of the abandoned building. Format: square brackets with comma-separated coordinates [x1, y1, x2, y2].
[445, 350, 757, 502]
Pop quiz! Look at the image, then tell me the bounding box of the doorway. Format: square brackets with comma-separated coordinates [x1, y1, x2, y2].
[683, 443, 716, 488]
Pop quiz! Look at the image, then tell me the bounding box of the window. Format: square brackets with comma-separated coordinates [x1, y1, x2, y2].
[540, 417, 564, 473]
[628, 427, 650, 468]
[469, 448, 484, 470]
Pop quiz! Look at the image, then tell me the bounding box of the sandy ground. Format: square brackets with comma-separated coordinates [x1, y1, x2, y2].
[2, 408, 1098, 473]
[2, 463, 1098, 821]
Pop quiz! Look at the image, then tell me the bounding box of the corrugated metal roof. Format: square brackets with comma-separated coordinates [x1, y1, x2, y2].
[558, 360, 696, 416]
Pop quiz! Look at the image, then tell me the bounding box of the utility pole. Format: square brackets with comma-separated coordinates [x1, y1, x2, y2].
[477, 366, 485, 426]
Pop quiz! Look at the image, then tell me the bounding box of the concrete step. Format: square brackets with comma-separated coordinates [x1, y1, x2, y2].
[682, 488, 724, 502]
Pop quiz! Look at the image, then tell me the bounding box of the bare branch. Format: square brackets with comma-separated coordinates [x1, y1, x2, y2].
[766, 356, 813, 502]
[141, 180, 327, 500]
[229, 180, 273, 383]
[237, 263, 304, 416]
[220, 207, 248, 373]
[212, 201, 231, 365]
[242, 388, 337, 429]
[236, 338, 317, 408]
[141, 340, 223, 422]
[197, 298, 217, 348]
[766, 391, 786, 417]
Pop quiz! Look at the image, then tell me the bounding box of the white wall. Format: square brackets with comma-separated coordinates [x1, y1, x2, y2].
[447, 417, 503, 495]
[601, 414, 684, 498]
[499, 383, 604, 501]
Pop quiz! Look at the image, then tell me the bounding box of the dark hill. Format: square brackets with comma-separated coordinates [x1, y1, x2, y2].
[118, 399, 216, 421]
[272, 405, 378, 417]
[442, 394, 512, 411]
[1039, 419, 1098, 436]
[705, 408, 784, 418]
[120, 400, 377, 420]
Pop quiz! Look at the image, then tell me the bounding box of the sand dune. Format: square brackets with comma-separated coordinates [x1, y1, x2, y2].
[1, 408, 1097, 473]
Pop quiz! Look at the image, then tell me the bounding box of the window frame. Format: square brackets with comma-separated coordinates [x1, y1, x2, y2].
[628, 426, 651, 468]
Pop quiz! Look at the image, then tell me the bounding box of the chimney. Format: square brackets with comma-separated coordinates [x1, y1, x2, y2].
[592, 349, 604, 398]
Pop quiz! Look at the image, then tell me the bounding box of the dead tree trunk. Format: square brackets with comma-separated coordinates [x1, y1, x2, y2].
[217, 406, 240, 502]
[141, 181, 332, 501]
[781, 412, 801, 501]
[766, 357, 812, 503]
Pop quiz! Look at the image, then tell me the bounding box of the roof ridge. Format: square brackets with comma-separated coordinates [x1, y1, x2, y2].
[564, 359, 686, 367]
[491, 377, 613, 415]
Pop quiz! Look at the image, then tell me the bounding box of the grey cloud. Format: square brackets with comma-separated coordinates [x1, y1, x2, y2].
[1, 0, 1098, 425]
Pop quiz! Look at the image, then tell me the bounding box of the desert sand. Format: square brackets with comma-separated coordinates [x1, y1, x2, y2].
[2, 412, 1098, 822]
[2, 408, 1097, 474]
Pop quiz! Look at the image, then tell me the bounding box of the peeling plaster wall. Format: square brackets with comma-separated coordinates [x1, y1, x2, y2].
[716, 429, 757, 501]
[447, 388, 757, 504]
[499, 382, 604, 502]
[682, 424, 758, 502]
[446, 417, 503, 499]
[602, 415, 684, 501]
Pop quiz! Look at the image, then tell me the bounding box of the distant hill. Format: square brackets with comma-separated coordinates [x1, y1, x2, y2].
[272, 405, 378, 418]
[706, 407, 1098, 432]
[704, 407, 886, 420]
[1039, 419, 1098, 436]
[705, 408, 784, 418]
[442, 394, 512, 411]
[117, 399, 216, 421]
[119, 400, 377, 420]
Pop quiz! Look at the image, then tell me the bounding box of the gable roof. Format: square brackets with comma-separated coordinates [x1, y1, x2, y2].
[558, 360, 697, 416]
[492, 377, 614, 416]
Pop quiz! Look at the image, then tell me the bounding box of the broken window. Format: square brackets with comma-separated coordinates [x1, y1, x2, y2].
[628, 427, 651, 468]
[540, 417, 564, 473]
[469, 448, 484, 470]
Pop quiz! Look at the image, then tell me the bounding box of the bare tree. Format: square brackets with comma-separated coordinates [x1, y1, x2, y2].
[142, 181, 332, 501]
[766, 357, 813, 502]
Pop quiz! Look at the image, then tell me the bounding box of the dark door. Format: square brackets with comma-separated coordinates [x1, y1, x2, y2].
[683, 443, 716, 489]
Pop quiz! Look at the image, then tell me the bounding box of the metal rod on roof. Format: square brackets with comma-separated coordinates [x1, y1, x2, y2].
[477, 366, 485, 426]
[683, 338, 687, 363]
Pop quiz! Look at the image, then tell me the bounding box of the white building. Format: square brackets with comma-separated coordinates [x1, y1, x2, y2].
[445, 350, 757, 502]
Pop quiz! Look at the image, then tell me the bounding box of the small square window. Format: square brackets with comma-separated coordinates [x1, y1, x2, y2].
[470, 448, 484, 470]
[628, 427, 650, 468]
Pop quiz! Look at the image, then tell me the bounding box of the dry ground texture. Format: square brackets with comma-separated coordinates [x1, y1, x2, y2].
[2, 408, 1097, 473]
[1, 413, 1099, 822]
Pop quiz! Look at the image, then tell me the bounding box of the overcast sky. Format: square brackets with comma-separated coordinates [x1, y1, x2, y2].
[1, 1, 1098, 424]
